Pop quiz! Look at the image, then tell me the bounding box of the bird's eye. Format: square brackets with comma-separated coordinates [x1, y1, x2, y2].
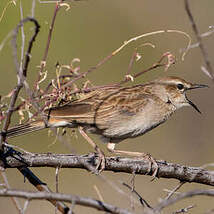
[177, 83, 184, 90]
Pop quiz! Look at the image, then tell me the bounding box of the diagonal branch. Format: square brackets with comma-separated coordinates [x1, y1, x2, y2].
[18, 167, 70, 214]
[184, 0, 214, 80]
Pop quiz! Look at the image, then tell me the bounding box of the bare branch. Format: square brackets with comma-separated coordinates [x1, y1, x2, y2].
[172, 205, 195, 214]
[0, 170, 22, 213]
[18, 166, 70, 214]
[122, 182, 152, 209]
[0, 17, 40, 150]
[4, 152, 214, 187]
[0, 189, 132, 214]
[155, 189, 214, 212]
[35, 1, 61, 90]
[184, 0, 214, 80]
[164, 181, 185, 200]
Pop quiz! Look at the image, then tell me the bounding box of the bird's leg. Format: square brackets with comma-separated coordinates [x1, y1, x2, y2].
[107, 143, 158, 177]
[78, 126, 105, 172]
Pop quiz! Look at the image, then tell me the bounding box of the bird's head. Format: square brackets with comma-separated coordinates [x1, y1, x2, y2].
[153, 76, 208, 113]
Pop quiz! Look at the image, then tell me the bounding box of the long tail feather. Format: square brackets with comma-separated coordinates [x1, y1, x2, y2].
[3, 121, 46, 138]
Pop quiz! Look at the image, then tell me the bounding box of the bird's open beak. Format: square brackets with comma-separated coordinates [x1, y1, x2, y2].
[186, 97, 201, 114]
[186, 83, 208, 114]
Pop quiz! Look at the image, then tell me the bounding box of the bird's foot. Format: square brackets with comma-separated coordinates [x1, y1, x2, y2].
[106, 143, 159, 179]
[141, 153, 159, 179]
[95, 150, 106, 174]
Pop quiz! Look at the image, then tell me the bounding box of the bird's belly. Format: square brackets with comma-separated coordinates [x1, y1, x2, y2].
[102, 109, 173, 141]
[104, 119, 164, 139]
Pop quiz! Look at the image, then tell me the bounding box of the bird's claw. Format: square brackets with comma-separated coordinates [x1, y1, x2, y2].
[93, 151, 106, 174]
[141, 153, 159, 179]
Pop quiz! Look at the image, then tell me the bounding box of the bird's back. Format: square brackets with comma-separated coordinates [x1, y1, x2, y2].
[3, 80, 177, 140]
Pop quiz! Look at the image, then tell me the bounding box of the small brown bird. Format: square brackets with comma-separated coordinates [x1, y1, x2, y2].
[4, 76, 208, 171]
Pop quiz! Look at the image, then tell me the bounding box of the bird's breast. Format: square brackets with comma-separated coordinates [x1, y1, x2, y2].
[102, 102, 176, 140]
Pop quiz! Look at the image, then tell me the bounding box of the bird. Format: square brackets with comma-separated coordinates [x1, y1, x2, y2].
[2, 76, 208, 173]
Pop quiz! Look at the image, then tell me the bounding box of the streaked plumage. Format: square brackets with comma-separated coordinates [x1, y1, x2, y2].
[5, 76, 207, 145]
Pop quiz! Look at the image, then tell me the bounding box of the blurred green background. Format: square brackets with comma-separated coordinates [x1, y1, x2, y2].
[0, 0, 214, 213]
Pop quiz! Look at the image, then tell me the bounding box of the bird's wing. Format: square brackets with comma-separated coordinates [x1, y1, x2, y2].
[93, 86, 156, 130]
[48, 85, 165, 130]
[47, 86, 122, 124]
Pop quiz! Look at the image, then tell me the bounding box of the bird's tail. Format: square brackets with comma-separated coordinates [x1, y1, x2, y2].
[3, 121, 46, 138]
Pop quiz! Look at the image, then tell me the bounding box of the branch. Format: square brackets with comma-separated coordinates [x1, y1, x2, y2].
[155, 189, 214, 212]
[0, 17, 40, 149]
[35, 1, 61, 90]
[184, 0, 214, 80]
[1, 16, 70, 214]
[17, 167, 70, 214]
[4, 152, 214, 187]
[0, 189, 132, 214]
[0, 170, 22, 213]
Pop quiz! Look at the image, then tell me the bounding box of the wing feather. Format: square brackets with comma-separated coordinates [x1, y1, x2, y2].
[48, 85, 158, 131]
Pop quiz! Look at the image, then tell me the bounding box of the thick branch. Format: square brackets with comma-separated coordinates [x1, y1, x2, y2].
[0, 189, 132, 214]
[5, 153, 214, 186]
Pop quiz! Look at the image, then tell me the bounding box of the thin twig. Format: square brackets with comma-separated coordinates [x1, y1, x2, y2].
[0, 170, 22, 213]
[117, 52, 175, 86]
[125, 50, 137, 81]
[61, 29, 187, 89]
[155, 189, 214, 212]
[0, 17, 40, 150]
[184, 0, 214, 80]
[22, 200, 30, 214]
[94, 185, 104, 202]
[22, 18, 40, 77]
[0, 0, 16, 23]
[31, 0, 36, 17]
[18, 167, 70, 214]
[122, 182, 152, 209]
[19, 1, 25, 73]
[0, 30, 13, 53]
[164, 181, 185, 200]
[180, 29, 214, 52]
[55, 166, 60, 213]
[172, 205, 195, 214]
[56, 166, 59, 193]
[35, 1, 61, 90]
